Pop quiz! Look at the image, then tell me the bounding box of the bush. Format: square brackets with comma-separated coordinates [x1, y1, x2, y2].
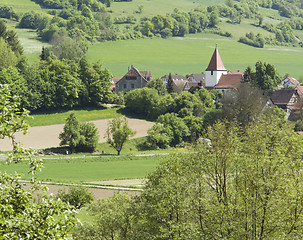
[77, 122, 100, 152]
[57, 186, 94, 209]
[294, 120, 303, 131]
[59, 113, 99, 152]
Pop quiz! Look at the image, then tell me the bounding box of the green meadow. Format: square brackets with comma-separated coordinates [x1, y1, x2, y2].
[109, 0, 225, 19]
[2, 0, 303, 79]
[87, 32, 303, 80]
[0, 137, 185, 183]
[27, 107, 122, 127]
[0, 154, 163, 183]
[0, 0, 44, 14]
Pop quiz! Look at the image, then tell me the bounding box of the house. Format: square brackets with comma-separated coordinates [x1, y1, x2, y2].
[187, 73, 205, 82]
[183, 81, 204, 92]
[183, 73, 205, 91]
[111, 77, 120, 92]
[161, 74, 186, 87]
[172, 80, 188, 93]
[115, 66, 151, 93]
[270, 89, 299, 119]
[282, 77, 300, 88]
[214, 74, 243, 98]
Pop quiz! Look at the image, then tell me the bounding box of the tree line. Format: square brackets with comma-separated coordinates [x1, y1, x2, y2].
[0, 20, 113, 112]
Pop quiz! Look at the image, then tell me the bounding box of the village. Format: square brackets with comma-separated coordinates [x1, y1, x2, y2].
[114, 47, 303, 121]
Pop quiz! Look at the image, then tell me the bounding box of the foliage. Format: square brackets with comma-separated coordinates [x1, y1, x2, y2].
[0, 39, 18, 71]
[166, 72, 174, 94]
[73, 193, 131, 240]
[146, 123, 173, 149]
[19, 11, 49, 30]
[0, 5, 19, 20]
[0, 20, 23, 56]
[79, 58, 113, 105]
[59, 113, 99, 152]
[51, 34, 88, 61]
[294, 119, 303, 131]
[132, 113, 303, 239]
[147, 78, 167, 95]
[239, 32, 265, 48]
[244, 61, 281, 95]
[57, 186, 94, 209]
[0, 84, 76, 239]
[219, 82, 267, 126]
[124, 88, 160, 119]
[156, 113, 190, 146]
[12, 54, 113, 111]
[106, 117, 136, 155]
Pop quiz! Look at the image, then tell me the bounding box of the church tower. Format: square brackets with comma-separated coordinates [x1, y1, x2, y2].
[205, 47, 227, 88]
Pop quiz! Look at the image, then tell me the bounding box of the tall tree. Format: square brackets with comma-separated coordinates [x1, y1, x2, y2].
[244, 61, 281, 95]
[166, 72, 174, 93]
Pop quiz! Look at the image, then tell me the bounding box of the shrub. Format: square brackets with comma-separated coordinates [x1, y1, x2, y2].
[294, 120, 303, 131]
[57, 186, 94, 209]
[59, 113, 99, 152]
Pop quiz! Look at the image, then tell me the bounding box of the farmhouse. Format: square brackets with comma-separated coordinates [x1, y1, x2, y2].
[115, 66, 151, 93]
[270, 89, 299, 119]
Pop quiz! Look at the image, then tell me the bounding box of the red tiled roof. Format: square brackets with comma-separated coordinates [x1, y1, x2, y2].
[140, 71, 151, 79]
[206, 48, 226, 71]
[270, 89, 296, 105]
[296, 86, 303, 96]
[113, 77, 120, 84]
[214, 74, 242, 89]
[283, 77, 300, 86]
[116, 67, 151, 85]
[228, 70, 244, 76]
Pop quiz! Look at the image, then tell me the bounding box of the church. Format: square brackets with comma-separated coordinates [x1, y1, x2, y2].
[204, 47, 243, 96]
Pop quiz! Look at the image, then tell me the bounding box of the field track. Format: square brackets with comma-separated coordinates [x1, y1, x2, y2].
[0, 118, 154, 151]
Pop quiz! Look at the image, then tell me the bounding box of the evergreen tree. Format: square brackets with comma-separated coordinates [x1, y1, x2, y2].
[40, 46, 47, 61]
[166, 72, 174, 93]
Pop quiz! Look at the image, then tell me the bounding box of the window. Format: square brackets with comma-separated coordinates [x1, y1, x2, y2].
[211, 71, 213, 75]
[131, 84, 135, 89]
[123, 84, 127, 89]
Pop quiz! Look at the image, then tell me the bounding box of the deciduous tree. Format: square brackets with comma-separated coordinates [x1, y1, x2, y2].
[106, 117, 135, 155]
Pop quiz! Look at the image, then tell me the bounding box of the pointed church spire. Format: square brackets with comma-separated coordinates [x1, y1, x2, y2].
[205, 47, 226, 71]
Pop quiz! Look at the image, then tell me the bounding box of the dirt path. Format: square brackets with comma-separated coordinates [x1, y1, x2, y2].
[0, 118, 154, 151]
[23, 179, 145, 199]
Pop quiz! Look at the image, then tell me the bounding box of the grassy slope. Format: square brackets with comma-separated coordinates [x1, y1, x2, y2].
[109, 0, 225, 19]
[2, 0, 303, 79]
[0, 0, 43, 14]
[87, 32, 303, 79]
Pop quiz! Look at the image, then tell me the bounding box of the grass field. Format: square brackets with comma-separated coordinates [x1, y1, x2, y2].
[27, 107, 122, 127]
[0, 137, 185, 183]
[2, 0, 302, 80]
[0, 0, 44, 14]
[109, 0, 225, 19]
[87, 32, 303, 80]
[0, 154, 163, 183]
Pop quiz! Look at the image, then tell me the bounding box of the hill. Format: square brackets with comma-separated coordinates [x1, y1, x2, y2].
[1, 0, 303, 79]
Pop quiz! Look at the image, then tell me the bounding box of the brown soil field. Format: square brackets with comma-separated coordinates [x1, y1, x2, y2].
[0, 118, 154, 151]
